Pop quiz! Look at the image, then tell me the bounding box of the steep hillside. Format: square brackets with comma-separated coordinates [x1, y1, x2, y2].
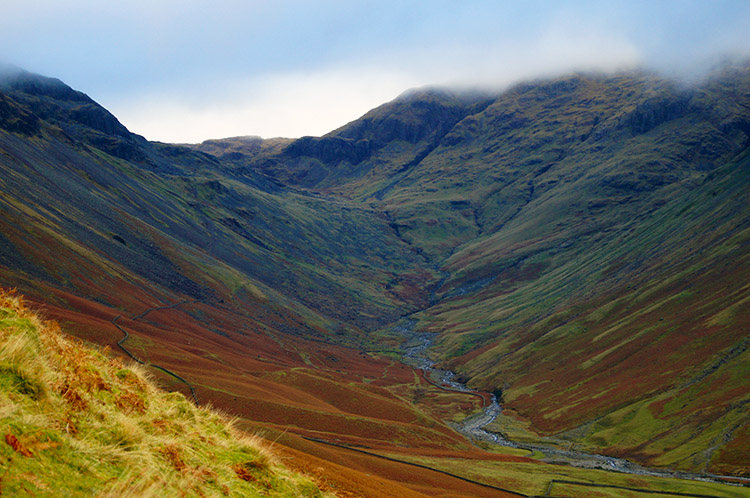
[374, 70, 748, 259]
[0, 289, 330, 497]
[434, 149, 750, 473]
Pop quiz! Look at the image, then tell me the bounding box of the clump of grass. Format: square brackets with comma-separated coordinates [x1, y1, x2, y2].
[0, 288, 332, 497]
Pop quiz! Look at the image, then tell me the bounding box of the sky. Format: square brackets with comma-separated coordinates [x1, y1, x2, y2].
[2, 0, 750, 143]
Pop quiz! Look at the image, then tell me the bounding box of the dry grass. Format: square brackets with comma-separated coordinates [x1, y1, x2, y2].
[0, 288, 332, 497]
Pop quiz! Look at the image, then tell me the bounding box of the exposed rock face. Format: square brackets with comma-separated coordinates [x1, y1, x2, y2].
[622, 93, 691, 135]
[70, 103, 131, 137]
[284, 135, 373, 165]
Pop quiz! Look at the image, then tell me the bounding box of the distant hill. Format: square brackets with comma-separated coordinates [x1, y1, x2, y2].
[1, 61, 748, 484]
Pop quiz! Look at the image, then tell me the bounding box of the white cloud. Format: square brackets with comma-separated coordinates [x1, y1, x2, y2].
[107, 19, 643, 143]
[377, 13, 643, 90]
[109, 67, 420, 143]
[5, 0, 746, 143]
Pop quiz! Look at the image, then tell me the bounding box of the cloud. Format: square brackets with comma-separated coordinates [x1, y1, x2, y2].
[108, 12, 644, 142]
[2, 1, 750, 142]
[110, 67, 420, 142]
[388, 22, 643, 90]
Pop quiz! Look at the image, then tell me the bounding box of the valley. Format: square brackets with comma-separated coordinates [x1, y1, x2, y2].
[0, 62, 749, 496]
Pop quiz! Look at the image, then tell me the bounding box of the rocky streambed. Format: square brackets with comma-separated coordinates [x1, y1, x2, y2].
[394, 319, 746, 484]
[399, 327, 513, 446]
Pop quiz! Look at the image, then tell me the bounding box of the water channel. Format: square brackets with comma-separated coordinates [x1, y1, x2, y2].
[394, 318, 745, 485]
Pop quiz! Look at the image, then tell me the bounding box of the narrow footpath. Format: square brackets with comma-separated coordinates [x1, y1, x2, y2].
[112, 300, 199, 405]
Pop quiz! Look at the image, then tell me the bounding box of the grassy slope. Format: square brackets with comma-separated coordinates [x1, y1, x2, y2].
[437, 149, 750, 472]
[0, 289, 330, 497]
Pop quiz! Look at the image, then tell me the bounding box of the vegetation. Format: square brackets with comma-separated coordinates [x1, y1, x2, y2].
[0, 289, 330, 497]
[381, 450, 749, 498]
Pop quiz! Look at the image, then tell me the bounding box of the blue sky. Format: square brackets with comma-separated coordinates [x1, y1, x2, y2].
[2, 0, 750, 142]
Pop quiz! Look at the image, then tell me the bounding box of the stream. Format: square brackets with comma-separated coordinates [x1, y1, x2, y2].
[400, 328, 513, 446]
[394, 319, 747, 484]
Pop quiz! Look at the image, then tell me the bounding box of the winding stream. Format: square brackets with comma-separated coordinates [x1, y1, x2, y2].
[394, 319, 747, 484]
[400, 327, 512, 446]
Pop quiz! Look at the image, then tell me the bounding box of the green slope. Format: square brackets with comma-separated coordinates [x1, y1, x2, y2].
[432, 149, 750, 472]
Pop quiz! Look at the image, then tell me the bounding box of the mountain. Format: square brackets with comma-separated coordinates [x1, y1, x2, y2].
[380, 69, 750, 473]
[1, 62, 749, 494]
[0, 67, 433, 335]
[199, 65, 750, 475]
